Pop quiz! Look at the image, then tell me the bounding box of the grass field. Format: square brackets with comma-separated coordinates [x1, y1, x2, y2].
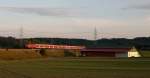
[0, 57, 150, 78]
[140, 51, 150, 57]
[0, 49, 79, 59]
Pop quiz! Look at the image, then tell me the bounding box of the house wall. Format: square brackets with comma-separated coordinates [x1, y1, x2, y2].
[128, 51, 141, 57]
[128, 47, 141, 57]
[115, 52, 128, 58]
[82, 51, 116, 57]
[45, 49, 81, 57]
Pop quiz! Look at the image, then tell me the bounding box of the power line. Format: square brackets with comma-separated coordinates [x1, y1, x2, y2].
[0, 28, 135, 39]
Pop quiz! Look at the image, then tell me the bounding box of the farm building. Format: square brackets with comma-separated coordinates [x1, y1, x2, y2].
[81, 47, 141, 57]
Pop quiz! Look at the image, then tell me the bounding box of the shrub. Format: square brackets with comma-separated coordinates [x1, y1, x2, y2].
[64, 50, 76, 57]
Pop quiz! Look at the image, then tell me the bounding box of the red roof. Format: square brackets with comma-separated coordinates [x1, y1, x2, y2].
[81, 48, 131, 53]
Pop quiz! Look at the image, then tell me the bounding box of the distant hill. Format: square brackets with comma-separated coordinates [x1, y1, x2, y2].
[0, 36, 150, 50]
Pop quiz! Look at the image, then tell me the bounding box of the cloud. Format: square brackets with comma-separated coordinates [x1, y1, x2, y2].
[0, 7, 80, 16]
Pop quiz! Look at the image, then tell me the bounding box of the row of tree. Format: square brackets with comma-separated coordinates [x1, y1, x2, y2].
[0, 36, 150, 50]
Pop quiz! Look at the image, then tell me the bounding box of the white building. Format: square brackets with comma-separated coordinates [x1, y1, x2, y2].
[116, 47, 141, 57]
[81, 47, 141, 58]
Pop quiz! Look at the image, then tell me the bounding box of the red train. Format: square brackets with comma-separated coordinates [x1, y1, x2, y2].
[26, 44, 85, 50]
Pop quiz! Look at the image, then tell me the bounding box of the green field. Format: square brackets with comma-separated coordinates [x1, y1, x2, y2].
[140, 51, 150, 57]
[0, 57, 150, 78]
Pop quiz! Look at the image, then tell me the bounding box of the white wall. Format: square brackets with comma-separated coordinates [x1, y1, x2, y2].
[116, 52, 128, 58]
[128, 51, 141, 57]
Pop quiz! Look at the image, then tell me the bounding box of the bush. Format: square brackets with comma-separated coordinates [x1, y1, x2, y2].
[39, 49, 47, 56]
[64, 50, 76, 57]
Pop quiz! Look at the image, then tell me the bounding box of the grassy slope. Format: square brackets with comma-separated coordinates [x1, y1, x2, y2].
[0, 58, 150, 78]
[140, 51, 150, 57]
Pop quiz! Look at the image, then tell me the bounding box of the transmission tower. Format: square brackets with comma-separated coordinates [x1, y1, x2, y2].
[19, 27, 24, 48]
[94, 27, 97, 40]
[94, 27, 98, 46]
[20, 27, 23, 39]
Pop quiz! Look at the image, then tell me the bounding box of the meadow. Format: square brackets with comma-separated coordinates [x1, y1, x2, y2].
[140, 51, 150, 57]
[0, 57, 150, 78]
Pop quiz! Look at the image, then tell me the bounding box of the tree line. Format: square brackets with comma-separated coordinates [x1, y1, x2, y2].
[0, 36, 150, 50]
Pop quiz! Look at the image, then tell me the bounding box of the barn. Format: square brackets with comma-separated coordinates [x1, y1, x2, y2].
[81, 47, 141, 58]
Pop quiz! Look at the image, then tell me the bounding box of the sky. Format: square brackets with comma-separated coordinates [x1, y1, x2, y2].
[0, 0, 150, 39]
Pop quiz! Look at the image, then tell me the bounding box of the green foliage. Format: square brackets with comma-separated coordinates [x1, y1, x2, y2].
[0, 36, 150, 50]
[0, 36, 20, 48]
[140, 51, 150, 57]
[39, 49, 47, 56]
[64, 50, 76, 57]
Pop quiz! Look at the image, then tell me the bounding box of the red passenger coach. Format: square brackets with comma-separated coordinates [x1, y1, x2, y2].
[26, 44, 85, 50]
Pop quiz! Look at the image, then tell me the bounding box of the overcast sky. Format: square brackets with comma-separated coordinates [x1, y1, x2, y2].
[0, 0, 150, 39]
